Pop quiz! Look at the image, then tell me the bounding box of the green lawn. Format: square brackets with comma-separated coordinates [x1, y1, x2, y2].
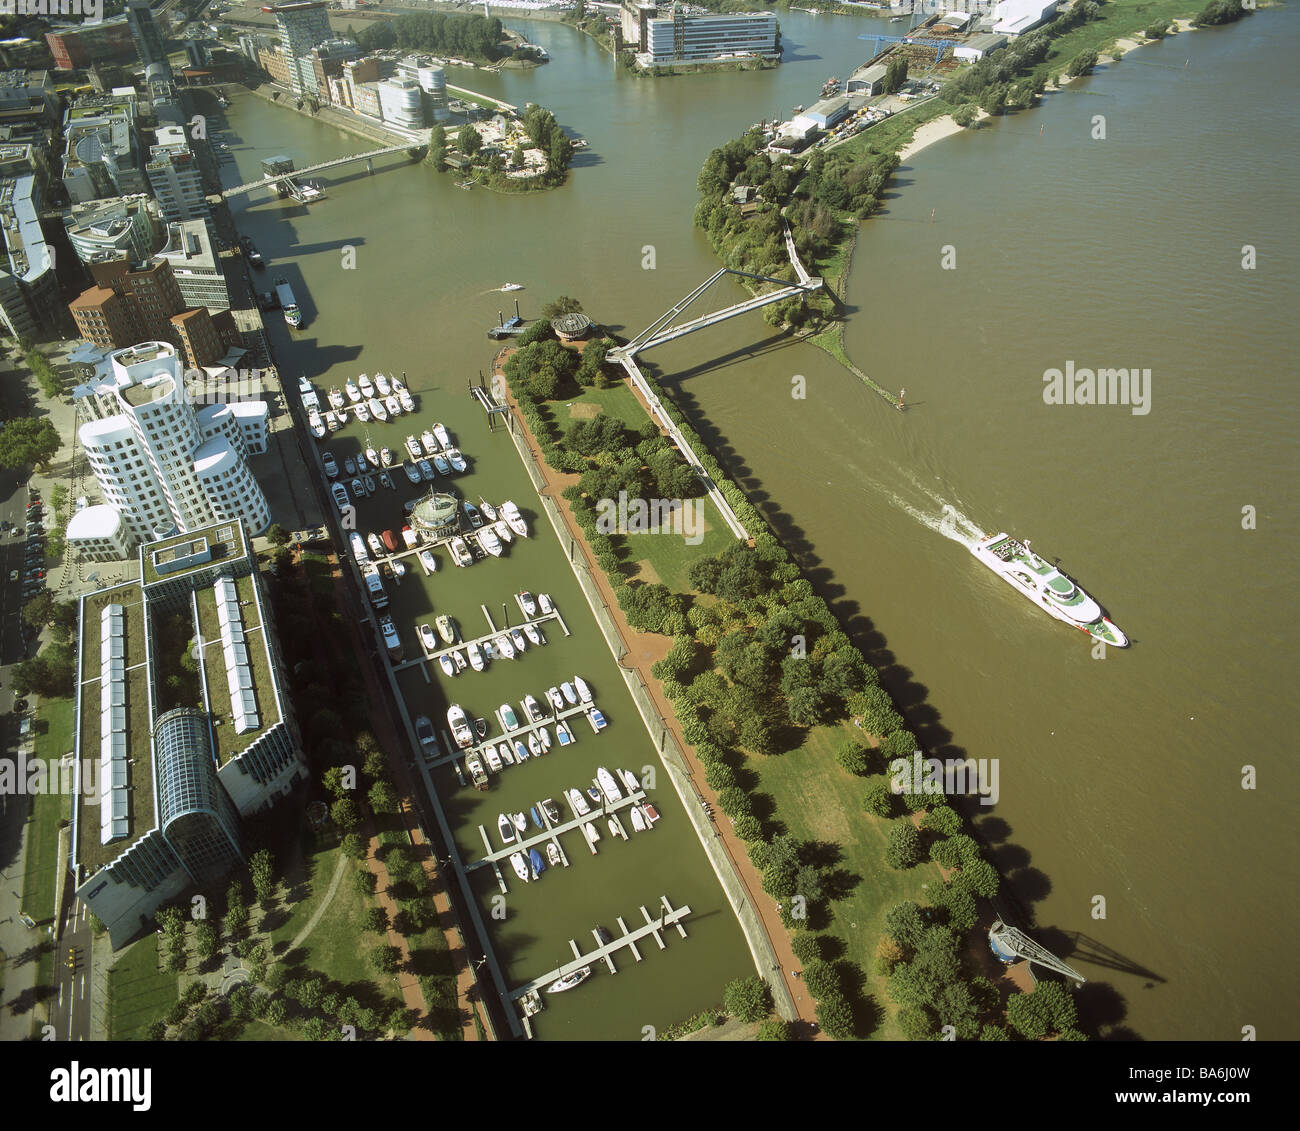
[746, 723, 943, 1040]
[21, 697, 75, 928]
[107, 935, 177, 1040]
[271, 845, 376, 992]
[559, 383, 650, 433]
[235, 1019, 297, 1041]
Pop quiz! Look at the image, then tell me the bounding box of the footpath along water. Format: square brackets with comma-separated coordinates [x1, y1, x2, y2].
[222, 6, 1299, 1039]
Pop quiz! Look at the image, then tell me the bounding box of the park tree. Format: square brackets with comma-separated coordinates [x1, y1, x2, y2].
[331, 798, 360, 831]
[193, 921, 219, 961]
[371, 945, 402, 975]
[266, 524, 290, 546]
[0, 417, 60, 470]
[457, 123, 482, 157]
[364, 907, 388, 933]
[834, 740, 872, 776]
[886, 823, 922, 869]
[723, 975, 771, 1023]
[368, 779, 400, 815]
[249, 849, 276, 906]
[814, 988, 855, 1039]
[756, 1017, 792, 1041]
[1065, 49, 1099, 77]
[862, 777, 896, 818]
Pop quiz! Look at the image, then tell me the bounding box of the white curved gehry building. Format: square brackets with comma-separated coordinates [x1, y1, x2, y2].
[72, 342, 271, 561]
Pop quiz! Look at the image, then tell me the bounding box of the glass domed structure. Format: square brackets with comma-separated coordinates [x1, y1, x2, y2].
[409, 491, 462, 539]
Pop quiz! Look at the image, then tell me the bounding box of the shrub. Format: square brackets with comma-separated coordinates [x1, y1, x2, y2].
[732, 814, 762, 841]
[790, 933, 823, 965]
[834, 740, 872, 776]
[815, 988, 855, 1039]
[898, 1004, 936, 1041]
[862, 778, 896, 818]
[716, 785, 752, 818]
[802, 959, 840, 1002]
[756, 1017, 792, 1041]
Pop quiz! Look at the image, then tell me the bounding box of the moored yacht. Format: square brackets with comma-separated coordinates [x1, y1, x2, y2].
[369, 397, 388, 422]
[405, 434, 423, 460]
[375, 372, 391, 397]
[420, 429, 438, 456]
[359, 373, 374, 398]
[971, 533, 1127, 647]
[345, 379, 361, 403]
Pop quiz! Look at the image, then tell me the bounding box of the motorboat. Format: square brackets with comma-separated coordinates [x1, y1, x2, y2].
[480, 500, 499, 522]
[526, 733, 541, 757]
[436, 614, 458, 644]
[369, 397, 388, 423]
[485, 746, 503, 772]
[391, 558, 405, 582]
[328, 387, 345, 409]
[509, 852, 529, 882]
[511, 812, 528, 833]
[446, 448, 468, 473]
[463, 502, 483, 528]
[375, 373, 391, 397]
[380, 472, 394, 491]
[419, 459, 436, 482]
[452, 648, 468, 670]
[479, 526, 503, 557]
[405, 435, 423, 460]
[438, 654, 456, 678]
[381, 447, 397, 467]
[498, 813, 515, 844]
[474, 717, 489, 740]
[495, 633, 515, 659]
[323, 451, 339, 478]
[523, 623, 543, 646]
[501, 282, 524, 292]
[402, 526, 419, 548]
[583, 822, 600, 846]
[415, 715, 437, 750]
[546, 687, 564, 712]
[538, 727, 552, 751]
[620, 769, 640, 794]
[419, 623, 437, 652]
[366, 533, 384, 557]
[494, 520, 513, 545]
[364, 475, 376, 496]
[529, 806, 543, 830]
[561, 682, 578, 705]
[499, 741, 514, 766]
[332, 482, 350, 511]
[574, 676, 592, 704]
[587, 786, 602, 805]
[448, 704, 474, 748]
[642, 803, 661, 824]
[546, 843, 562, 868]
[419, 549, 438, 575]
[405, 462, 423, 484]
[510, 628, 528, 653]
[516, 591, 538, 618]
[513, 740, 529, 763]
[345, 380, 361, 403]
[529, 848, 546, 879]
[542, 798, 561, 824]
[359, 374, 374, 398]
[350, 533, 368, 563]
[499, 703, 520, 730]
[323, 411, 341, 433]
[538, 593, 554, 614]
[308, 410, 326, 439]
[354, 401, 371, 423]
[608, 817, 623, 840]
[597, 767, 622, 804]
[466, 755, 489, 790]
[523, 694, 543, 722]
[398, 387, 416, 413]
[385, 395, 402, 419]
[365, 442, 381, 469]
[587, 708, 608, 733]
[450, 538, 474, 567]
[432, 453, 452, 477]
[350, 477, 366, 499]
[433, 422, 451, 449]
[567, 789, 591, 817]
[379, 615, 402, 661]
[501, 501, 528, 538]
[391, 375, 406, 392]
[556, 721, 574, 746]
[467, 640, 485, 671]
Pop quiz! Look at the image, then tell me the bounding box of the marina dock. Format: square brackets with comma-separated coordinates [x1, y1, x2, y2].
[390, 603, 567, 676]
[508, 896, 692, 1036]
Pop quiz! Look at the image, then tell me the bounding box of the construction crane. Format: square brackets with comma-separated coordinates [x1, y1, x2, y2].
[858, 33, 963, 63]
[989, 919, 1087, 984]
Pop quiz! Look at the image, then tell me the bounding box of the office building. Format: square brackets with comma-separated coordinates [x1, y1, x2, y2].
[73, 342, 270, 555]
[65, 195, 163, 267]
[0, 171, 67, 339]
[45, 20, 138, 72]
[126, 0, 173, 80]
[70, 519, 307, 948]
[641, 7, 779, 65]
[262, 1, 332, 96]
[156, 220, 230, 312]
[146, 126, 208, 224]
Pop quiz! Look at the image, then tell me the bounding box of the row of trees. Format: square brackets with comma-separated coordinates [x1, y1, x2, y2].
[355, 12, 504, 60]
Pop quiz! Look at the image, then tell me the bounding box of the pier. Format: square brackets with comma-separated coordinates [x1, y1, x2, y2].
[508, 896, 692, 1036]
[391, 602, 568, 676]
[221, 140, 429, 198]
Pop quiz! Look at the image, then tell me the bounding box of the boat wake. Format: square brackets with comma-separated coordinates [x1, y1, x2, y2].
[883, 473, 984, 549]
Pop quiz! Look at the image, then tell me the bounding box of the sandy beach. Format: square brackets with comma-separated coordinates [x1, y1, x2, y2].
[898, 112, 988, 162]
